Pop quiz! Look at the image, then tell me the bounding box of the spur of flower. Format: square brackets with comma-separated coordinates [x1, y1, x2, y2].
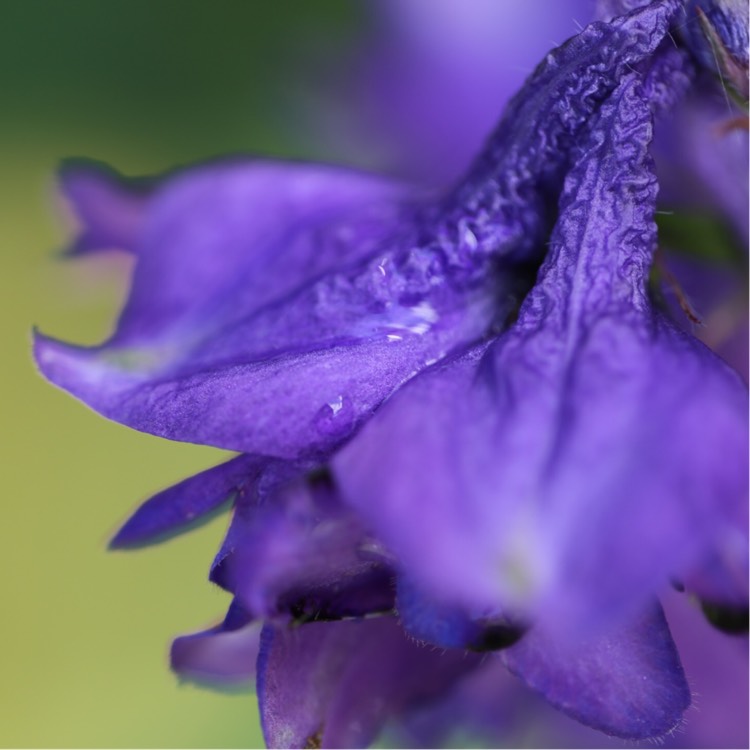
[34, 0, 748, 747]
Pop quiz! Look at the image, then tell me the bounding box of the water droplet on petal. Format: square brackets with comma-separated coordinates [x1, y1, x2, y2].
[313, 394, 353, 436]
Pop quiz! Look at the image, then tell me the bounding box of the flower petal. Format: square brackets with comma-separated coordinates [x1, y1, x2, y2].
[444, 0, 682, 263]
[502, 603, 690, 739]
[336, 68, 748, 633]
[212, 465, 395, 621]
[58, 159, 151, 256]
[257, 617, 479, 749]
[109, 453, 264, 549]
[36, 157, 520, 458]
[347, 0, 593, 185]
[171, 599, 260, 687]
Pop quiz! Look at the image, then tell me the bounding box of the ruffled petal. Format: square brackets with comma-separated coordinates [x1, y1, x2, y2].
[502, 603, 690, 739]
[171, 599, 260, 687]
[110, 453, 264, 549]
[257, 617, 480, 749]
[58, 159, 151, 256]
[443, 0, 682, 262]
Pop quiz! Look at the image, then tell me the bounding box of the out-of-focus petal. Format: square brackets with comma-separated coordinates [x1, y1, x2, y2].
[58, 159, 151, 256]
[110, 453, 264, 549]
[503, 603, 690, 739]
[257, 617, 480, 749]
[171, 599, 260, 687]
[655, 82, 749, 244]
[347, 0, 593, 184]
[662, 590, 749, 747]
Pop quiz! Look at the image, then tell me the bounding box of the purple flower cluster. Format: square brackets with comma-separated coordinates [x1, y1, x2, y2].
[34, 1, 748, 747]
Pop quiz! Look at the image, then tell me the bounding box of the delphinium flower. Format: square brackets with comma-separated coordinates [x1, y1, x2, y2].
[34, 1, 748, 748]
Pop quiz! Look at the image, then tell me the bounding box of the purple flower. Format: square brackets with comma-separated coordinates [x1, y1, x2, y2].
[34, 1, 748, 747]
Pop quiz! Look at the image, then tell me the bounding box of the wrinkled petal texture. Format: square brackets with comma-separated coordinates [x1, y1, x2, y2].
[336, 65, 748, 633]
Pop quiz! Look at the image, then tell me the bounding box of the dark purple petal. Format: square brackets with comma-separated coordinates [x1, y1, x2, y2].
[212, 465, 394, 622]
[257, 617, 480, 749]
[336, 68, 748, 634]
[396, 576, 524, 652]
[58, 159, 151, 256]
[502, 603, 690, 739]
[442, 0, 682, 262]
[171, 599, 260, 687]
[110, 454, 264, 549]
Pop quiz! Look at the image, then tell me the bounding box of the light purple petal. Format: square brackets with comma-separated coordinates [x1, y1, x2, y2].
[58, 159, 151, 256]
[503, 603, 690, 739]
[171, 599, 260, 687]
[346, 0, 593, 184]
[257, 617, 480, 749]
[110, 453, 264, 549]
[336, 68, 748, 634]
[661, 590, 749, 748]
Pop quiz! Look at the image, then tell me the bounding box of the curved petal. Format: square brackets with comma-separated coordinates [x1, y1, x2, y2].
[257, 617, 480, 749]
[171, 599, 260, 687]
[503, 603, 690, 739]
[58, 159, 152, 256]
[396, 576, 524, 652]
[110, 453, 264, 549]
[348, 0, 593, 184]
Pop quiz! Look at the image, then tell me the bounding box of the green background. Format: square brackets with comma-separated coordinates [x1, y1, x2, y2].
[0, 2, 359, 746]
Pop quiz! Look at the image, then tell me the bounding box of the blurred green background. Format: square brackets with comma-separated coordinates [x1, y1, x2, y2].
[0, 2, 361, 746]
